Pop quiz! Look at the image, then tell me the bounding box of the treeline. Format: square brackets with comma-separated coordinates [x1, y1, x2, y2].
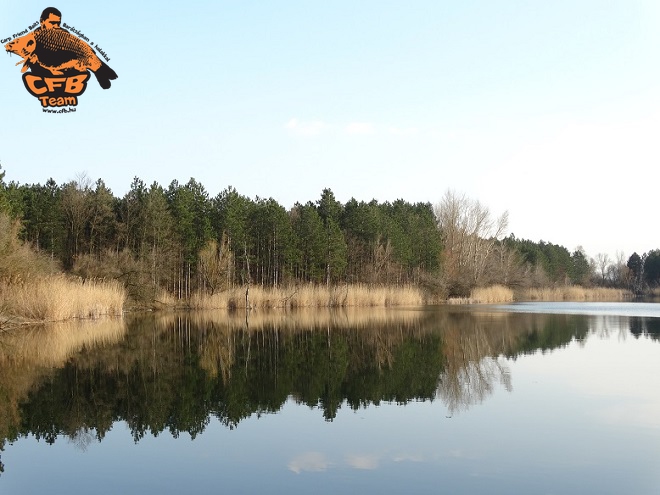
[1, 167, 658, 301]
[504, 236, 592, 286]
[0, 173, 441, 300]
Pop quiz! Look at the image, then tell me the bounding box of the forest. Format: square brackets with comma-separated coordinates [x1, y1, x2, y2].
[1, 165, 658, 304]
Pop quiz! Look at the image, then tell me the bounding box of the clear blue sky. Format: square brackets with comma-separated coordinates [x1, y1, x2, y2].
[1, 1, 658, 260]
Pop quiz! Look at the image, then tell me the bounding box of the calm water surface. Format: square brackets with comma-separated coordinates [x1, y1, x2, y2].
[1, 303, 659, 494]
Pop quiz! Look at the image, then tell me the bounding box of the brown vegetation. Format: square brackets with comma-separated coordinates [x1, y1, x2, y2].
[519, 286, 631, 302]
[448, 284, 631, 304]
[436, 190, 510, 293]
[0, 211, 126, 324]
[648, 287, 660, 298]
[187, 283, 426, 310]
[0, 212, 57, 281]
[447, 285, 515, 304]
[0, 276, 126, 322]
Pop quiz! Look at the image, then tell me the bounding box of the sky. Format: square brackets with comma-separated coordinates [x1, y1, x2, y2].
[1, 1, 659, 261]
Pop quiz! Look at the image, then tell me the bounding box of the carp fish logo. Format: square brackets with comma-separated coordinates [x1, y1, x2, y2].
[4, 7, 117, 111]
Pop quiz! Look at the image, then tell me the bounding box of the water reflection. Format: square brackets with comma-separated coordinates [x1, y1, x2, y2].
[0, 306, 658, 478]
[630, 315, 660, 339]
[0, 319, 127, 475]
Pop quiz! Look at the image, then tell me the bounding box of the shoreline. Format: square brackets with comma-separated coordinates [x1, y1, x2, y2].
[0, 282, 640, 328]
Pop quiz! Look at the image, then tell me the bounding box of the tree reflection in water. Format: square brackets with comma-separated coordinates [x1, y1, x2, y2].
[0, 307, 600, 474]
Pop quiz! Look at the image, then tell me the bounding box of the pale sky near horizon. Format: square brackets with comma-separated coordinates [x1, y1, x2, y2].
[1, 1, 658, 262]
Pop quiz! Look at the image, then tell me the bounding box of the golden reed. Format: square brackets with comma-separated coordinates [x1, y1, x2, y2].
[0, 275, 126, 322]
[448, 285, 631, 304]
[448, 285, 515, 304]
[520, 286, 631, 301]
[187, 283, 425, 310]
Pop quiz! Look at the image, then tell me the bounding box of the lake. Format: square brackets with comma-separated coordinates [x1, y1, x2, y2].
[1, 303, 659, 494]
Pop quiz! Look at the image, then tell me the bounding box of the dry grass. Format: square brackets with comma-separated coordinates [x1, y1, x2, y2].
[520, 286, 631, 302]
[0, 275, 126, 322]
[0, 212, 57, 282]
[151, 289, 181, 309]
[187, 283, 425, 310]
[448, 285, 631, 304]
[0, 211, 126, 323]
[448, 285, 515, 304]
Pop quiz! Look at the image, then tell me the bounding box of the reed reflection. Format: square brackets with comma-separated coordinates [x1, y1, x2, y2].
[0, 319, 127, 475]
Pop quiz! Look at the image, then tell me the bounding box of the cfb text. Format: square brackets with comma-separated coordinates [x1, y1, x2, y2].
[23, 74, 89, 96]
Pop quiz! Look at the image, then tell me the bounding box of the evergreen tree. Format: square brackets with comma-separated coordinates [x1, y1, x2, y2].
[0, 165, 20, 217]
[627, 252, 643, 280]
[316, 189, 347, 284]
[87, 179, 117, 257]
[248, 197, 295, 286]
[213, 186, 254, 286]
[291, 202, 325, 282]
[167, 178, 213, 296]
[143, 182, 176, 291]
[643, 250, 660, 287]
[341, 198, 381, 282]
[117, 177, 147, 254]
[570, 248, 591, 285]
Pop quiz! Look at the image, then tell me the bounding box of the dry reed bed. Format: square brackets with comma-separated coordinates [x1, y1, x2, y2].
[448, 285, 631, 304]
[448, 285, 515, 304]
[187, 284, 425, 310]
[0, 276, 126, 322]
[521, 286, 631, 301]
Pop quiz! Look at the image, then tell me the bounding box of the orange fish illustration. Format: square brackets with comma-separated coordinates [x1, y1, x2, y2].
[5, 29, 117, 89]
[4, 34, 36, 72]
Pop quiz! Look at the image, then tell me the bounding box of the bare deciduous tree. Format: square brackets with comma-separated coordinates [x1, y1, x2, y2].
[594, 252, 611, 285]
[435, 190, 509, 292]
[198, 236, 233, 295]
[60, 173, 92, 267]
[605, 251, 630, 287]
